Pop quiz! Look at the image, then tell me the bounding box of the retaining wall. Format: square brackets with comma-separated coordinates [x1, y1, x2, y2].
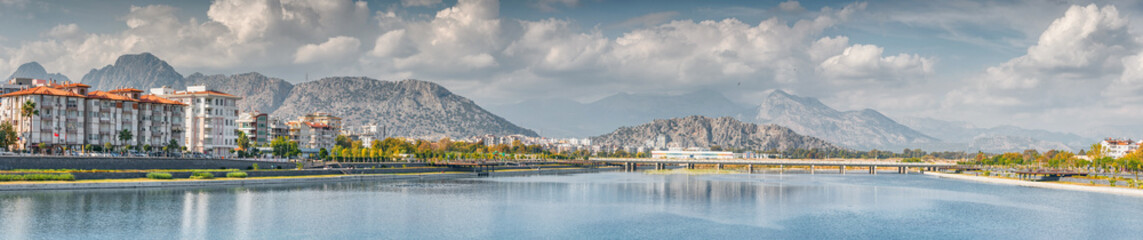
[0, 157, 312, 170]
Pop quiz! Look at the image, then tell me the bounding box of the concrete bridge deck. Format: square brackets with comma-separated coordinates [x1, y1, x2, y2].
[589, 158, 956, 174]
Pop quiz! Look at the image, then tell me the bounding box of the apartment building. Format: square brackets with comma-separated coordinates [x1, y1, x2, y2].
[0, 82, 185, 152]
[157, 86, 241, 156]
[236, 112, 269, 146]
[285, 113, 342, 151]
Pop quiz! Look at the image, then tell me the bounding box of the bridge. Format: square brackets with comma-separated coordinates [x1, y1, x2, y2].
[589, 158, 957, 174]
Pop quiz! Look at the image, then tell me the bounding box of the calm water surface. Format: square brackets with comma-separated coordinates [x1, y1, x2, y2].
[2, 172, 1142, 239]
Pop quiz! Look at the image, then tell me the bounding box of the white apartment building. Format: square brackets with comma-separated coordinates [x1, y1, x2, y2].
[1100, 138, 1140, 159]
[0, 82, 185, 152]
[157, 86, 241, 156]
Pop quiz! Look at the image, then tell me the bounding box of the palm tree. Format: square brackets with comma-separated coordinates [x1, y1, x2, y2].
[19, 99, 38, 153]
[118, 129, 132, 154]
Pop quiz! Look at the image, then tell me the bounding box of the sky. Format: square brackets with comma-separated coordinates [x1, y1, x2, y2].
[2, 0, 1143, 137]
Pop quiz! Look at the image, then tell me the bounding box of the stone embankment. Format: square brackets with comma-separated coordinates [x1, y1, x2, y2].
[0, 167, 618, 191]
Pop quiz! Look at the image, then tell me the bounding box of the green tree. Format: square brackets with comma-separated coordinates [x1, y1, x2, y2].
[0, 121, 17, 151]
[118, 129, 133, 150]
[335, 135, 353, 149]
[166, 139, 180, 156]
[19, 99, 38, 152]
[104, 142, 113, 153]
[319, 148, 329, 160]
[236, 131, 250, 152]
[1088, 143, 1106, 161]
[142, 144, 152, 152]
[270, 136, 300, 158]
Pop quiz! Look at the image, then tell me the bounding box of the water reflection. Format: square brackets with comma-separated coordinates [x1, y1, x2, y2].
[0, 172, 1141, 239]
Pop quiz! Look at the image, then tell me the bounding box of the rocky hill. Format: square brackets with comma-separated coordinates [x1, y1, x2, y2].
[592, 116, 838, 151]
[271, 77, 537, 138]
[69, 53, 537, 139]
[6, 62, 71, 82]
[488, 89, 750, 137]
[185, 72, 294, 113]
[751, 90, 937, 150]
[81, 52, 185, 90]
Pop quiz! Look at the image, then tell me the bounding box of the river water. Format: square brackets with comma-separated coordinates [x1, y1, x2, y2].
[2, 172, 1142, 239]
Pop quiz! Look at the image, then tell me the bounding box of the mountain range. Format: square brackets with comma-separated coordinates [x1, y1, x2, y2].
[591, 116, 839, 151]
[4, 52, 1096, 152]
[9, 53, 537, 139]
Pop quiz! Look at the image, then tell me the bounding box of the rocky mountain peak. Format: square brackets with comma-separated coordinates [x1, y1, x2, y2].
[6, 61, 71, 82]
[81, 52, 184, 90]
[592, 115, 839, 151]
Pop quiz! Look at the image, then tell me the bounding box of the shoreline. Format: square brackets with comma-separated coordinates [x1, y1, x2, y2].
[923, 171, 1143, 197]
[0, 167, 618, 191]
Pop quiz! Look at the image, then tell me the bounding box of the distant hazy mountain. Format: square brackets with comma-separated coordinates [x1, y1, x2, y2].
[272, 77, 538, 139]
[81, 52, 185, 90]
[898, 117, 1090, 152]
[592, 115, 838, 151]
[6, 62, 71, 82]
[185, 72, 294, 114]
[969, 135, 1074, 152]
[70, 53, 537, 139]
[750, 90, 937, 151]
[488, 89, 750, 137]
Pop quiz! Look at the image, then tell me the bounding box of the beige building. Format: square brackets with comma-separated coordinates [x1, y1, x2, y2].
[157, 86, 241, 156]
[0, 83, 185, 152]
[287, 113, 341, 151]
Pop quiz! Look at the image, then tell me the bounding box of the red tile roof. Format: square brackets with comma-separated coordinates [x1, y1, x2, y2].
[86, 91, 138, 102]
[166, 90, 240, 98]
[109, 88, 144, 93]
[0, 86, 85, 98]
[139, 94, 187, 106]
[61, 83, 91, 88]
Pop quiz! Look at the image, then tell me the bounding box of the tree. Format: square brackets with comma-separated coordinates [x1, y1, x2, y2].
[118, 129, 133, 150]
[104, 142, 113, 153]
[236, 131, 250, 152]
[1088, 144, 1106, 161]
[142, 144, 152, 152]
[335, 135, 353, 149]
[19, 99, 38, 152]
[167, 139, 180, 156]
[319, 148, 329, 160]
[270, 136, 299, 158]
[0, 122, 17, 151]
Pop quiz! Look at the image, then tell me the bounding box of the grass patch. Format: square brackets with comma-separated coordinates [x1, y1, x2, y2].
[0, 173, 75, 181]
[189, 171, 214, 179]
[146, 172, 173, 180]
[226, 172, 248, 178]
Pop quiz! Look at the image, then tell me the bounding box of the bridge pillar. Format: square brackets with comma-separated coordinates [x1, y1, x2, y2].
[840, 166, 846, 174]
[716, 163, 723, 170]
[748, 164, 754, 174]
[869, 166, 876, 175]
[810, 165, 815, 174]
[779, 164, 784, 174]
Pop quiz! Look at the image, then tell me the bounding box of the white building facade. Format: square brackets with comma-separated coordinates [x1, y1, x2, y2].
[158, 86, 241, 156]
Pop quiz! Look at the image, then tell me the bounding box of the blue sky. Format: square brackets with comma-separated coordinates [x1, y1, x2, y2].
[3, 0, 1143, 136]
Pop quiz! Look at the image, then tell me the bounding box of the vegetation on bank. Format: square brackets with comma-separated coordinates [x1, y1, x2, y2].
[146, 172, 173, 179]
[0, 173, 75, 181]
[226, 172, 248, 178]
[189, 171, 214, 179]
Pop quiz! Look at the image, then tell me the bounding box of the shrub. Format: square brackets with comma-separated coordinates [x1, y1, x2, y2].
[226, 171, 248, 178]
[983, 171, 991, 177]
[0, 174, 75, 181]
[146, 172, 173, 180]
[296, 162, 304, 170]
[251, 163, 259, 170]
[1109, 179, 1118, 187]
[190, 171, 214, 179]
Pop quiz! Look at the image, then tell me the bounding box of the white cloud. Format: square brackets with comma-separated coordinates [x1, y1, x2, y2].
[817, 44, 933, 83]
[402, 0, 442, 7]
[294, 36, 362, 64]
[44, 23, 83, 40]
[612, 11, 679, 29]
[779, 1, 804, 12]
[534, 0, 578, 12]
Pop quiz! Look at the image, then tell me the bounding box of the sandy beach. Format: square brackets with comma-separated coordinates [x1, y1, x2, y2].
[924, 171, 1143, 197]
